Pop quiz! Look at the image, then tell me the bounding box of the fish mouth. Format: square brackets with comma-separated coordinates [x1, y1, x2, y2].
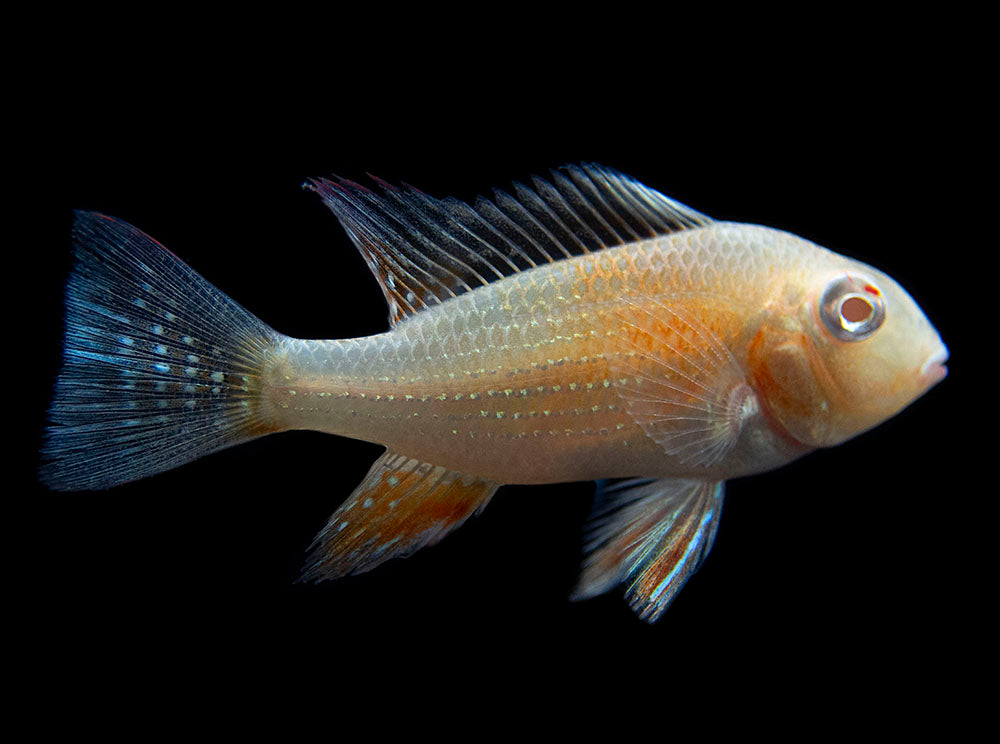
[919, 345, 949, 386]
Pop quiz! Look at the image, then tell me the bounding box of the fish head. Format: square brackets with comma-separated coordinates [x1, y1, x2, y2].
[749, 253, 947, 449]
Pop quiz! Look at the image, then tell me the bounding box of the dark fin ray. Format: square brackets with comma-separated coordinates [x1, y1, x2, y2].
[41, 212, 281, 490]
[307, 164, 712, 326]
[300, 450, 499, 582]
[572, 478, 725, 623]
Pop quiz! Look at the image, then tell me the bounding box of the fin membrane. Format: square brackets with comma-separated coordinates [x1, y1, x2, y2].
[573, 478, 725, 623]
[301, 450, 499, 582]
[612, 296, 757, 467]
[307, 163, 711, 326]
[41, 212, 280, 490]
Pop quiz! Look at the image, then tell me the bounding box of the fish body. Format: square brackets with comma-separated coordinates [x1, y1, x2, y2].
[266, 223, 804, 484]
[42, 164, 947, 622]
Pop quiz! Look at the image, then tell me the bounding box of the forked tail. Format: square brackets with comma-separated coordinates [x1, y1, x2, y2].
[41, 212, 282, 490]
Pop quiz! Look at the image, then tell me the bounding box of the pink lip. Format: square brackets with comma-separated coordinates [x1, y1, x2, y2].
[919, 346, 949, 386]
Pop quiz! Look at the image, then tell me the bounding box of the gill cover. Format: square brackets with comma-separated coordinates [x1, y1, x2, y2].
[748, 324, 836, 447]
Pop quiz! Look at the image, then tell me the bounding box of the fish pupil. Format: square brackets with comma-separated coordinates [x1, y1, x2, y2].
[840, 296, 873, 323]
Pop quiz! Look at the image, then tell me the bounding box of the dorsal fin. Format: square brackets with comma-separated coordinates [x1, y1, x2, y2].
[306, 164, 712, 327]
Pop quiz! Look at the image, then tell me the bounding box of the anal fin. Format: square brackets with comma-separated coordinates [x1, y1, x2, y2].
[300, 450, 499, 582]
[572, 478, 725, 622]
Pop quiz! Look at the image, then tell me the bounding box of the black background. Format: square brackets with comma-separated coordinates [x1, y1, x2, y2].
[18, 43, 980, 711]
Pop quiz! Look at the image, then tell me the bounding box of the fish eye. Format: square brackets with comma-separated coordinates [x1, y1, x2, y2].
[819, 273, 886, 342]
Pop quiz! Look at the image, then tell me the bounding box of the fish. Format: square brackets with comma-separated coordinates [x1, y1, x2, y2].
[41, 163, 948, 622]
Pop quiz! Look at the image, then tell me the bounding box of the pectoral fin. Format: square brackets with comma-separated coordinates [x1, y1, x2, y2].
[572, 478, 725, 622]
[300, 450, 499, 582]
[611, 296, 757, 468]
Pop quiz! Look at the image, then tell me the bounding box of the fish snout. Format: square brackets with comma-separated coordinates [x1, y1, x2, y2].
[918, 344, 949, 387]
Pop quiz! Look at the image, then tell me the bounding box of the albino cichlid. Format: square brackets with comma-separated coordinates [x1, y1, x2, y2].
[41, 164, 947, 622]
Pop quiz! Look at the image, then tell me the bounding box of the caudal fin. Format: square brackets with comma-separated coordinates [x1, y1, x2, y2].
[41, 212, 281, 491]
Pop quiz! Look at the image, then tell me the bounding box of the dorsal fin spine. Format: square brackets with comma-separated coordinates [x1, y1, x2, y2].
[357, 187, 469, 299]
[379, 189, 481, 293]
[466, 196, 542, 269]
[562, 166, 642, 243]
[589, 167, 659, 236]
[329, 177, 464, 305]
[438, 197, 527, 275]
[519, 180, 588, 256]
[395, 188, 504, 284]
[490, 189, 564, 263]
[549, 169, 619, 248]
